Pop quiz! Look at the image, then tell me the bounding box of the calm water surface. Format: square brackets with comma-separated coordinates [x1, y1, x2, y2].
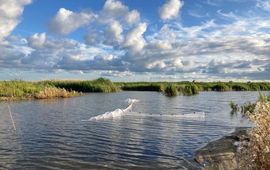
[0, 92, 260, 169]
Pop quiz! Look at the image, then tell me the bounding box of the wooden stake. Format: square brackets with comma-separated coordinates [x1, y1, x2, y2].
[8, 105, 16, 131]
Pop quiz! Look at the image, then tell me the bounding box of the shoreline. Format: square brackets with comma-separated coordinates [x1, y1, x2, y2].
[194, 127, 249, 170]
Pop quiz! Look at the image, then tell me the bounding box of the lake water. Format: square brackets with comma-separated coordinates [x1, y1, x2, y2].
[0, 92, 260, 169]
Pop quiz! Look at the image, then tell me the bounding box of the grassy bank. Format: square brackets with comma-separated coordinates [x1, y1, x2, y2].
[1, 79, 270, 100]
[0, 81, 79, 101]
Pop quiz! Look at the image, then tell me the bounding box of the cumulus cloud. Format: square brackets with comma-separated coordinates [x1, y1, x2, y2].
[2, 0, 270, 80]
[83, 0, 141, 46]
[0, 0, 32, 41]
[124, 22, 147, 52]
[102, 0, 128, 18]
[160, 0, 184, 21]
[104, 20, 123, 45]
[27, 32, 46, 48]
[49, 8, 94, 35]
[125, 10, 140, 25]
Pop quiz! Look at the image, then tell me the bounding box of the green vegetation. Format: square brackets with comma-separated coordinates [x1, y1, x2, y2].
[1, 79, 270, 100]
[119, 81, 270, 92]
[0, 81, 43, 99]
[44, 78, 119, 93]
[118, 81, 270, 97]
[0, 80, 79, 101]
[164, 84, 178, 97]
[258, 92, 270, 102]
[194, 81, 270, 91]
[229, 93, 270, 169]
[229, 101, 239, 115]
[119, 82, 164, 92]
[235, 98, 270, 169]
[182, 83, 199, 96]
[117, 82, 200, 96]
[34, 87, 79, 99]
[230, 92, 270, 115]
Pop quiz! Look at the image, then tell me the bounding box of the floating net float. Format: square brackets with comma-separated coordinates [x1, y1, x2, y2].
[83, 99, 205, 121]
[133, 112, 206, 119]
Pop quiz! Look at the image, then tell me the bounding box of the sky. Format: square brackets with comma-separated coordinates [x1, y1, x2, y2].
[0, 0, 270, 81]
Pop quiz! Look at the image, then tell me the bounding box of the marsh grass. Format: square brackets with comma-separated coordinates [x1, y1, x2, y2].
[229, 93, 270, 116]
[0, 81, 44, 100]
[229, 101, 239, 115]
[2, 80, 270, 100]
[34, 87, 80, 99]
[119, 82, 199, 96]
[230, 93, 270, 169]
[120, 83, 164, 92]
[238, 101, 270, 169]
[164, 84, 178, 97]
[0, 81, 79, 100]
[258, 92, 270, 102]
[45, 78, 119, 93]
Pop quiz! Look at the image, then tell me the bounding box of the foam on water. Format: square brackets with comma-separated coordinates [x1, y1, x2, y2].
[85, 98, 139, 121]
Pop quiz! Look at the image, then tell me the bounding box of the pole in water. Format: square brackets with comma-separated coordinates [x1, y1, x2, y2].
[8, 105, 16, 131]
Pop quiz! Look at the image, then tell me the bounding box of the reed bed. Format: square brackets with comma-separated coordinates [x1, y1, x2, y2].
[230, 93, 270, 169]
[238, 101, 270, 169]
[34, 87, 80, 99]
[1, 79, 270, 100]
[44, 78, 119, 93]
[0, 81, 79, 100]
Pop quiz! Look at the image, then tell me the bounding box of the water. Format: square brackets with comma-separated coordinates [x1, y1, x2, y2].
[0, 91, 260, 169]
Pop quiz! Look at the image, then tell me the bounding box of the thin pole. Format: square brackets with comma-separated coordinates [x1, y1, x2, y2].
[8, 105, 16, 131]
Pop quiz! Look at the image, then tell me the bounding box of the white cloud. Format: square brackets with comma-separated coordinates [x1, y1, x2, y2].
[83, 0, 141, 46]
[124, 22, 147, 52]
[0, 0, 32, 41]
[125, 10, 140, 25]
[102, 0, 128, 18]
[160, 0, 184, 21]
[49, 8, 93, 35]
[2, 0, 270, 80]
[146, 60, 166, 69]
[257, 0, 270, 11]
[28, 32, 46, 48]
[100, 70, 132, 77]
[104, 20, 123, 45]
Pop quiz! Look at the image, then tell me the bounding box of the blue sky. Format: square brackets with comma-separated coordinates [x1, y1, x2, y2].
[1, 0, 270, 81]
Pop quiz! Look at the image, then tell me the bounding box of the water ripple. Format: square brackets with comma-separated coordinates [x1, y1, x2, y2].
[0, 91, 258, 169]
